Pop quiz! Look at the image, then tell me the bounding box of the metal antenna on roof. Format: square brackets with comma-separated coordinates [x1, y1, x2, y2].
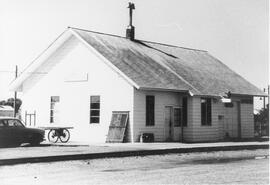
[126, 2, 135, 40]
[128, 2, 135, 26]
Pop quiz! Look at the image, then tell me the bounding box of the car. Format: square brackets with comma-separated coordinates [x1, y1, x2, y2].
[0, 117, 45, 147]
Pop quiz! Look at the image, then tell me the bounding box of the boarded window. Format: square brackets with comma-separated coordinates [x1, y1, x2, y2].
[90, 96, 100, 124]
[182, 97, 188, 127]
[201, 98, 211, 126]
[174, 108, 181, 127]
[50, 96, 60, 123]
[146, 95, 155, 126]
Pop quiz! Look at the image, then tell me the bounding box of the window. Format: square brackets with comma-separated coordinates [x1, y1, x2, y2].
[90, 96, 100, 124]
[201, 98, 212, 126]
[50, 96, 60, 123]
[0, 120, 5, 127]
[6, 119, 24, 127]
[182, 97, 188, 127]
[174, 108, 181, 127]
[146, 95, 155, 126]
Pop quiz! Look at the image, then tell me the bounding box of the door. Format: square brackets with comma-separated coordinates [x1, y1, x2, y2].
[218, 115, 225, 139]
[224, 101, 241, 139]
[165, 106, 173, 141]
[236, 102, 241, 139]
[0, 119, 8, 145]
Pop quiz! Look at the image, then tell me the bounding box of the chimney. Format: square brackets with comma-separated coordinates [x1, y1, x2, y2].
[126, 2, 135, 40]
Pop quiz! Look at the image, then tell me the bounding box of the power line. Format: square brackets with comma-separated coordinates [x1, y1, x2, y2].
[0, 71, 48, 74]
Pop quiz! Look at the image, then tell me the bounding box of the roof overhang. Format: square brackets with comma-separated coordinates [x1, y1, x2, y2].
[9, 27, 141, 92]
[230, 92, 268, 97]
[138, 87, 191, 94]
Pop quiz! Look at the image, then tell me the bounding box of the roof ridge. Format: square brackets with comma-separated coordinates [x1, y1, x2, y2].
[140, 39, 207, 52]
[68, 26, 207, 52]
[68, 26, 126, 39]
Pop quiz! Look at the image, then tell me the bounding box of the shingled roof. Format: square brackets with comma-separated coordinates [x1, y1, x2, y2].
[10, 27, 265, 97]
[71, 27, 264, 97]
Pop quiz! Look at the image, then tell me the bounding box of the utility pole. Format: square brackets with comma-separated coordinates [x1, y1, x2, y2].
[263, 88, 266, 109]
[13, 65, 18, 117]
[267, 85, 269, 107]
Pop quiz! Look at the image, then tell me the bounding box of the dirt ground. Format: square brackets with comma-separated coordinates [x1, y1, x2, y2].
[0, 149, 268, 185]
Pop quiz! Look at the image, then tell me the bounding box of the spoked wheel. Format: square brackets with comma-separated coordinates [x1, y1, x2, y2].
[59, 129, 70, 143]
[48, 130, 59, 143]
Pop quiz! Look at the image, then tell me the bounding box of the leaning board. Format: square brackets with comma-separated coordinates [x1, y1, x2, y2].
[106, 111, 129, 143]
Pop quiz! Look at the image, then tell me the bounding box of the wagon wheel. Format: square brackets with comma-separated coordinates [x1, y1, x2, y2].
[59, 129, 70, 143]
[48, 129, 59, 143]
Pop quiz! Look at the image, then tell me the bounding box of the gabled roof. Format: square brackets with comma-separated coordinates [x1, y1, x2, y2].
[10, 27, 265, 97]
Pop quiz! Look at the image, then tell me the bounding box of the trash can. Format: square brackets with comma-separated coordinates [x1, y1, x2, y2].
[140, 133, 154, 143]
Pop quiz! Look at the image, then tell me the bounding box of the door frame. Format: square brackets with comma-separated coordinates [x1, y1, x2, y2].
[164, 106, 174, 141]
[164, 106, 182, 142]
[236, 101, 242, 139]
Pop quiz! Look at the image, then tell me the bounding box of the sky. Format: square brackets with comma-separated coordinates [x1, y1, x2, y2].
[0, 0, 268, 111]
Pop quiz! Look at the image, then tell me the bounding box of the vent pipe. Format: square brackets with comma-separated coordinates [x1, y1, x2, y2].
[126, 2, 135, 40]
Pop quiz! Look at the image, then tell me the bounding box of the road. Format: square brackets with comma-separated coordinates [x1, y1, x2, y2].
[0, 149, 268, 185]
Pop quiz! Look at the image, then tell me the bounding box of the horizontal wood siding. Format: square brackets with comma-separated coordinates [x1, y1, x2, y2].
[133, 90, 181, 142]
[189, 97, 220, 142]
[241, 103, 254, 138]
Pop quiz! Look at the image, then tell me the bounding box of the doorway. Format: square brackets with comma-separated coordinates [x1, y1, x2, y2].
[224, 101, 241, 139]
[165, 106, 173, 141]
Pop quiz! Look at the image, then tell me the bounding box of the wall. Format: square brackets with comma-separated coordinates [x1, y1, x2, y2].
[186, 97, 220, 142]
[240, 99, 254, 138]
[21, 35, 134, 143]
[133, 89, 184, 142]
[132, 90, 255, 142]
[187, 96, 255, 142]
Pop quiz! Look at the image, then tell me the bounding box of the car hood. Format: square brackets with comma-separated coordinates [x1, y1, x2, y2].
[24, 127, 45, 135]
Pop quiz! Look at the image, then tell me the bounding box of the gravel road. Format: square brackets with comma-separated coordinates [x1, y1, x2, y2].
[0, 149, 268, 185]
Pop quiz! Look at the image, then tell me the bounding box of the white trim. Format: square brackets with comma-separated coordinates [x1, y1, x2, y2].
[69, 28, 140, 89]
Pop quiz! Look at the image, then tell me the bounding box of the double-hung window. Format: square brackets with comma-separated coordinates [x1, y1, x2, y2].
[90, 96, 100, 124]
[174, 108, 181, 127]
[50, 96, 60, 123]
[146, 95, 155, 126]
[201, 98, 212, 126]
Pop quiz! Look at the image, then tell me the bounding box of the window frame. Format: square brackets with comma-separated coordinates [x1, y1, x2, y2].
[182, 97, 188, 127]
[146, 95, 155, 126]
[50, 96, 60, 123]
[90, 95, 100, 124]
[201, 97, 212, 126]
[173, 107, 182, 127]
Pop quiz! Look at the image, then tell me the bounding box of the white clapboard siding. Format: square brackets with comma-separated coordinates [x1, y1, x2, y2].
[241, 103, 254, 138]
[187, 97, 221, 142]
[133, 90, 181, 142]
[21, 36, 134, 143]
